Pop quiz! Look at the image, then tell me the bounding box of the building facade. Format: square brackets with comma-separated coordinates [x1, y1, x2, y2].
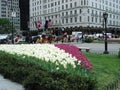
[30, 0, 120, 33]
[0, 0, 20, 32]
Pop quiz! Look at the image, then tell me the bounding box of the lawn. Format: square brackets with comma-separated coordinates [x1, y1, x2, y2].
[93, 39, 120, 44]
[84, 52, 120, 90]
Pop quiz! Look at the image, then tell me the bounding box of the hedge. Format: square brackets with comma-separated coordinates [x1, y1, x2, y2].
[0, 51, 97, 90]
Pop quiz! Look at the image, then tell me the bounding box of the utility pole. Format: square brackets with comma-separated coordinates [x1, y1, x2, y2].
[11, 0, 14, 44]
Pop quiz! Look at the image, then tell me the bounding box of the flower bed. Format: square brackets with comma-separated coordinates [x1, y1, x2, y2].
[55, 44, 92, 70]
[0, 44, 77, 69]
[0, 44, 92, 70]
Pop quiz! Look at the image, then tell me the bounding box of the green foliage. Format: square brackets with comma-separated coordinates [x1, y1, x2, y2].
[16, 41, 28, 44]
[0, 51, 96, 90]
[0, 18, 16, 34]
[30, 30, 38, 36]
[84, 37, 93, 43]
[85, 52, 120, 90]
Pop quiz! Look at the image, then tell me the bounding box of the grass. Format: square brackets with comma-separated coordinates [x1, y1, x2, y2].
[93, 40, 120, 44]
[84, 52, 120, 90]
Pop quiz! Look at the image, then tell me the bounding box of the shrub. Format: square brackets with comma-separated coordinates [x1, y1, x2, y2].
[84, 37, 93, 43]
[0, 51, 96, 90]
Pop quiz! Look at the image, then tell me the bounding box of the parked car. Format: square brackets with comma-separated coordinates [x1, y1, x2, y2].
[0, 34, 9, 44]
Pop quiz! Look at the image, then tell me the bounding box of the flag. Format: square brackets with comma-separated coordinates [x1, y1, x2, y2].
[11, 11, 16, 17]
[35, 21, 41, 30]
[48, 19, 53, 26]
[41, 20, 45, 28]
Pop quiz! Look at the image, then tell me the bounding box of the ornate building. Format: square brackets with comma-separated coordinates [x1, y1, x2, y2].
[29, 0, 120, 34]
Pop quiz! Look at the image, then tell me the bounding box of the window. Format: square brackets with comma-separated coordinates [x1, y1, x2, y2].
[66, 18, 68, 23]
[62, 19, 64, 24]
[66, 12, 68, 15]
[92, 17, 94, 22]
[79, 16, 82, 22]
[66, 4, 68, 9]
[70, 11, 72, 15]
[70, 3, 72, 8]
[74, 2, 77, 7]
[95, 17, 97, 23]
[88, 9, 89, 13]
[70, 18, 73, 23]
[74, 10, 77, 14]
[80, 9, 82, 14]
[75, 17, 77, 22]
[88, 16, 90, 22]
[62, 5, 64, 10]
[62, 0, 64, 3]
[81, 0, 83, 5]
[62, 12, 64, 16]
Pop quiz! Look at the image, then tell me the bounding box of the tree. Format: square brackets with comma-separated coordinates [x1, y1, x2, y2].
[0, 18, 16, 34]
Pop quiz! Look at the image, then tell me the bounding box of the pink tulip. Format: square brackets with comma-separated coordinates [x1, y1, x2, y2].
[54, 44, 93, 70]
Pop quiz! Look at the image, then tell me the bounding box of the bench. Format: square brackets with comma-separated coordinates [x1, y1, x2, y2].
[78, 47, 90, 52]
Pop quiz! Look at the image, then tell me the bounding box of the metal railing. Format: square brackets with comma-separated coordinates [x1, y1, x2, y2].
[102, 78, 120, 90]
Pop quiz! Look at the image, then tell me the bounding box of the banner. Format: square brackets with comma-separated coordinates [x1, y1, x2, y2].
[48, 19, 53, 26]
[11, 11, 16, 17]
[35, 21, 41, 30]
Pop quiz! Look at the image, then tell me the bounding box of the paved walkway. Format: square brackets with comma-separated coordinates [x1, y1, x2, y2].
[65, 42, 120, 55]
[0, 75, 24, 90]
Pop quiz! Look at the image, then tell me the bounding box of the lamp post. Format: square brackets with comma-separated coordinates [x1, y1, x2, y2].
[103, 12, 109, 54]
[11, 0, 14, 44]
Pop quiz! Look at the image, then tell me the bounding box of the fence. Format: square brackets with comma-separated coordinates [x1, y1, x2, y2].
[102, 78, 120, 90]
[90, 50, 119, 55]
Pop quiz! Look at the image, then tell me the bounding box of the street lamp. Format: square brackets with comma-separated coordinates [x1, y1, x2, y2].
[11, 0, 14, 44]
[103, 12, 109, 54]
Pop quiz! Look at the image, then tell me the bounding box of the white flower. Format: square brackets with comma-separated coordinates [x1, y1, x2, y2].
[0, 44, 80, 69]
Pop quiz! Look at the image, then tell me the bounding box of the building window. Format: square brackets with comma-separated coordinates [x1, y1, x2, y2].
[95, 17, 97, 23]
[88, 16, 89, 22]
[70, 3, 72, 8]
[62, 19, 64, 24]
[58, 1, 60, 5]
[70, 11, 72, 15]
[81, 0, 83, 5]
[66, 12, 68, 16]
[92, 17, 94, 22]
[66, 18, 68, 23]
[75, 17, 77, 22]
[62, 0, 64, 3]
[62, 5, 64, 10]
[74, 10, 77, 14]
[74, 2, 77, 7]
[66, 4, 68, 9]
[80, 9, 82, 14]
[70, 18, 73, 23]
[79, 16, 82, 22]
[62, 12, 64, 16]
[88, 9, 89, 13]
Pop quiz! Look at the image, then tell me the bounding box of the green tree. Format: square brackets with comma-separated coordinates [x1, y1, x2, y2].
[0, 18, 16, 34]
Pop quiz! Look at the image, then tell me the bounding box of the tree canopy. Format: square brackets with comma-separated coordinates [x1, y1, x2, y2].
[0, 18, 15, 34]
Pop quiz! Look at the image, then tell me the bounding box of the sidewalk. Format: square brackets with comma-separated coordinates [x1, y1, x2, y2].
[62, 42, 120, 55]
[0, 75, 24, 90]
